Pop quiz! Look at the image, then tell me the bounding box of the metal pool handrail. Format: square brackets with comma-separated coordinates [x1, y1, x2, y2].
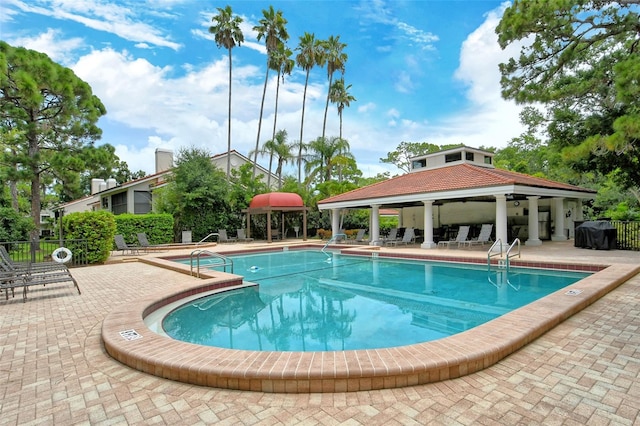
[321, 233, 348, 259]
[197, 233, 219, 244]
[190, 249, 233, 277]
[487, 238, 521, 272]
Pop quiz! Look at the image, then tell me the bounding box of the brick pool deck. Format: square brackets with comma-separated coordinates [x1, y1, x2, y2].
[1, 241, 639, 424]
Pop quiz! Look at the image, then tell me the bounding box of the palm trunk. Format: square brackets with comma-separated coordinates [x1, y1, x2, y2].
[226, 47, 232, 180]
[267, 154, 273, 188]
[270, 71, 281, 188]
[338, 113, 343, 182]
[298, 70, 310, 183]
[253, 63, 270, 178]
[321, 73, 334, 140]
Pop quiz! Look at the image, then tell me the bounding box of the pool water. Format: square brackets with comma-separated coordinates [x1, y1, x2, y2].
[163, 250, 589, 351]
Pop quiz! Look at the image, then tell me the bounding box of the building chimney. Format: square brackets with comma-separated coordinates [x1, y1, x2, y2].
[155, 148, 173, 174]
[91, 178, 105, 195]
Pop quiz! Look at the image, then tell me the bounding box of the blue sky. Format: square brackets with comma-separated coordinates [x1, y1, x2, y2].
[1, 0, 526, 178]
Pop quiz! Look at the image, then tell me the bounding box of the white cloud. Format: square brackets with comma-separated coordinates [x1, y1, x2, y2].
[358, 102, 376, 113]
[6, 0, 181, 50]
[10, 28, 84, 65]
[70, 45, 333, 175]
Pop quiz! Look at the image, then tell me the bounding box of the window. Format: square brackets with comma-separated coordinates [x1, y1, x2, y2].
[111, 192, 127, 215]
[134, 191, 152, 214]
[445, 152, 462, 163]
[465, 152, 474, 161]
[484, 156, 492, 165]
[412, 159, 426, 169]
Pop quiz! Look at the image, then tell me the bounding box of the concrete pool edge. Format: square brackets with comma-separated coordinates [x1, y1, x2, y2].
[101, 257, 640, 393]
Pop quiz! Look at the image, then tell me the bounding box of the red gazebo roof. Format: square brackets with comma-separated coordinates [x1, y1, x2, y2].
[246, 192, 307, 213]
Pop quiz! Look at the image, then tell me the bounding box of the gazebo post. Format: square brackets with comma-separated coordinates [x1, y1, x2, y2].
[303, 210, 307, 241]
[267, 211, 272, 243]
[281, 212, 285, 240]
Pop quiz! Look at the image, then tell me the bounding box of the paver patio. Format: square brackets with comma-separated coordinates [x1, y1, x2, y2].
[0, 241, 638, 425]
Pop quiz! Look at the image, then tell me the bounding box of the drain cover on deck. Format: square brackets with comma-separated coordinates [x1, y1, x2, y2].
[565, 289, 583, 296]
[119, 329, 142, 341]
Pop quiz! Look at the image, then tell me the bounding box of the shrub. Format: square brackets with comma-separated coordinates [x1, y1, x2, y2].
[114, 213, 174, 245]
[62, 211, 117, 264]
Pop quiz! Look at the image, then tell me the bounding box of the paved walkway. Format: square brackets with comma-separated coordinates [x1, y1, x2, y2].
[1, 242, 639, 425]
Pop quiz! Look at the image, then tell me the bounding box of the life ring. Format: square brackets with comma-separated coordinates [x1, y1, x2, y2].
[52, 247, 72, 264]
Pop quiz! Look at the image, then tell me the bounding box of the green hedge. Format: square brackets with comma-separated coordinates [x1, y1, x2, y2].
[115, 213, 174, 245]
[62, 211, 117, 264]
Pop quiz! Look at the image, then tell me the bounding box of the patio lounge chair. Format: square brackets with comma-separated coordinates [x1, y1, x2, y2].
[388, 227, 415, 246]
[137, 233, 166, 252]
[1, 252, 81, 301]
[114, 234, 143, 255]
[352, 229, 368, 244]
[466, 224, 494, 247]
[0, 267, 80, 302]
[236, 229, 254, 242]
[437, 225, 470, 249]
[217, 229, 237, 243]
[382, 228, 400, 246]
[0, 246, 69, 273]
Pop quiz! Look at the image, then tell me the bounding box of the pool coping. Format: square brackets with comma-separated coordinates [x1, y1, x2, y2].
[101, 248, 640, 393]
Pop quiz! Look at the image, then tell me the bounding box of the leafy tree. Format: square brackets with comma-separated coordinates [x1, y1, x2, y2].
[54, 143, 144, 202]
[252, 5, 288, 179]
[158, 147, 233, 241]
[496, 0, 640, 190]
[320, 35, 347, 140]
[0, 206, 34, 242]
[295, 32, 325, 183]
[229, 162, 268, 211]
[0, 41, 106, 240]
[209, 5, 244, 179]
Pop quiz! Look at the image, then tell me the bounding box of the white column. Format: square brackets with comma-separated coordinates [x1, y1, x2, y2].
[525, 196, 542, 246]
[495, 195, 508, 250]
[397, 208, 403, 228]
[370, 204, 380, 245]
[421, 200, 437, 249]
[331, 209, 340, 237]
[551, 197, 567, 241]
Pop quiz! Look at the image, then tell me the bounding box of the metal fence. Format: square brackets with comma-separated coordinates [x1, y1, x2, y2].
[0, 239, 89, 267]
[611, 221, 640, 251]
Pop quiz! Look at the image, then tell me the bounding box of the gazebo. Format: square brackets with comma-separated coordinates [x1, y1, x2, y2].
[243, 192, 308, 243]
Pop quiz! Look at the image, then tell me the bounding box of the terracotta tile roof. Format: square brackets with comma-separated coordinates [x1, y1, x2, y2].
[318, 164, 596, 204]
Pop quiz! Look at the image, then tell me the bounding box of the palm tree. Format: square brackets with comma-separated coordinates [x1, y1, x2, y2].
[209, 5, 244, 180]
[269, 42, 295, 155]
[252, 6, 289, 178]
[321, 35, 347, 140]
[328, 78, 356, 183]
[305, 136, 353, 184]
[270, 129, 295, 189]
[295, 32, 325, 184]
[248, 138, 277, 189]
[329, 78, 356, 142]
[209, 6, 244, 180]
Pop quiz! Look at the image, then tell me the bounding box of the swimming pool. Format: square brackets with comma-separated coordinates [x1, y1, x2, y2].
[163, 250, 588, 351]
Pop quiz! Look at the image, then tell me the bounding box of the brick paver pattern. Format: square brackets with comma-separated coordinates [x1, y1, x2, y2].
[1, 261, 639, 425]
